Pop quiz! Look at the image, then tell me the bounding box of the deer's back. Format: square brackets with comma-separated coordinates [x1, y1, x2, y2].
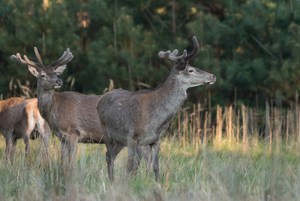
[0, 97, 25, 112]
[98, 89, 143, 123]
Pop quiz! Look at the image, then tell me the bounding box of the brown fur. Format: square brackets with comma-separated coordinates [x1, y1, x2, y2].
[0, 97, 50, 161]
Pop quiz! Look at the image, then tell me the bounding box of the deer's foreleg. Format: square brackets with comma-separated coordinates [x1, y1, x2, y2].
[127, 138, 140, 177]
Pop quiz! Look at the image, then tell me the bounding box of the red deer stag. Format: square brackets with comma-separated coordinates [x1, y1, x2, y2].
[10, 48, 150, 166]
[10, 48, 104, 163]
[97, 36, 216, 181]
[0, 97, 50, 161]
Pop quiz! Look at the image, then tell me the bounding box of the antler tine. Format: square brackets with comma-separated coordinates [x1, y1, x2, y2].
[158, 36, 199, 62]
[158, 49, 187, 62]
[49, 51, 67, 67]
[49, 48, 73, 68]
[172, 50, 187, 60]
[34, 47, 44, 65]
[61, 49, 73, 64]
[171, 49, 178, 56]
[158, 50, 171, 59]
[63, 48, 73, 63]
[10, 53, 26, 64]
[10, 53, 38, 68]
[186, 36, 200, 61]
[24, 55, 37, 67]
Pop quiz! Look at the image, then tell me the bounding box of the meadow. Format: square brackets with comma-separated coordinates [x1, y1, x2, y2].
[0, 103, 299, 201]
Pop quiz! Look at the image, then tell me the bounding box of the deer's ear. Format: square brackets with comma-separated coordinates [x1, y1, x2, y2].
[54, 65, 67, 75]
[27, 66, 39, 78]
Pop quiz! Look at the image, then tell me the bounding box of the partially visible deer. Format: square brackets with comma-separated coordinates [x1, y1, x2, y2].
[0, 97, 50, 161]
[10, 48, 150, 166]
[97, 36, 216, 181]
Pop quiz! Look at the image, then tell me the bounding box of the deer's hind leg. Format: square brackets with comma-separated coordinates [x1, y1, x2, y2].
[4, 131, 17, 163]
[106, 142, 124, 182]
[152, 141, 160, 181]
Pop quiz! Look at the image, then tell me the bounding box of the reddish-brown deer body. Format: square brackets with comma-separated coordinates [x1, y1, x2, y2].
[0, 97, 50, 161]
[98, 36, 216, 181]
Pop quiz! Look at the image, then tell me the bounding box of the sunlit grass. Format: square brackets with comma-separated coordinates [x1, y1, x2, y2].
[0, 135, 299, 201]
[0, 102, 299, 200]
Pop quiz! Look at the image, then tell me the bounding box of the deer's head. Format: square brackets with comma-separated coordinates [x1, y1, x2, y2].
[158, 36, 216, 89]
[10, 47, 73, 90]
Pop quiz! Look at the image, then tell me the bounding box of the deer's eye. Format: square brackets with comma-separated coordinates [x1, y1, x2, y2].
[40, 74, 46, 79]
[188, 69, 195, 74]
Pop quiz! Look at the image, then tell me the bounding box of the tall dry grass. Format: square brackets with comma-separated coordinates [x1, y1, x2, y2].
[171, 101, 300, 154]
[0, 102, 299, 200]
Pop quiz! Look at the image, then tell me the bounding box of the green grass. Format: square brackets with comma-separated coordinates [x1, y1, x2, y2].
[0, 136, 299, 201]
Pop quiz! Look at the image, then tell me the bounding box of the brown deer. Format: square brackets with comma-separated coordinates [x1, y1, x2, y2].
[0, 97, 50, 161]
[10, 48, 104, 163]
[10, 48, 150, 166]
[97, 36, 216, 181]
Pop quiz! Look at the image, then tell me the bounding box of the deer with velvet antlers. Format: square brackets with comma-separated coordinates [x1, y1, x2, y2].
[10, 48, 105, 163]
[97, 36, 216, 181]
[10, 47, 150, 166]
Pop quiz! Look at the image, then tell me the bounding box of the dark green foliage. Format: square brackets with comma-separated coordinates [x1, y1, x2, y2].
[0, 0, 299, 107]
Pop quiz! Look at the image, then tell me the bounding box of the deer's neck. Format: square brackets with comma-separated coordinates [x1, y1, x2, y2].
[36, 84, 56, 120]
[152, 75, 187, 119]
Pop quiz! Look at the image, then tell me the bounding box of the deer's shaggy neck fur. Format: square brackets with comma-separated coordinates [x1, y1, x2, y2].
[37, 84, 55, 122]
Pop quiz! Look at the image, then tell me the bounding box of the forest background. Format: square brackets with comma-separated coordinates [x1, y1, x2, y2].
[1, 1, 300, 200]
[0, 0, 300, 108]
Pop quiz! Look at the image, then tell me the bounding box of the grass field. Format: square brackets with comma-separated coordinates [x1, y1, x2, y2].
[0, 104, 300, 201]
